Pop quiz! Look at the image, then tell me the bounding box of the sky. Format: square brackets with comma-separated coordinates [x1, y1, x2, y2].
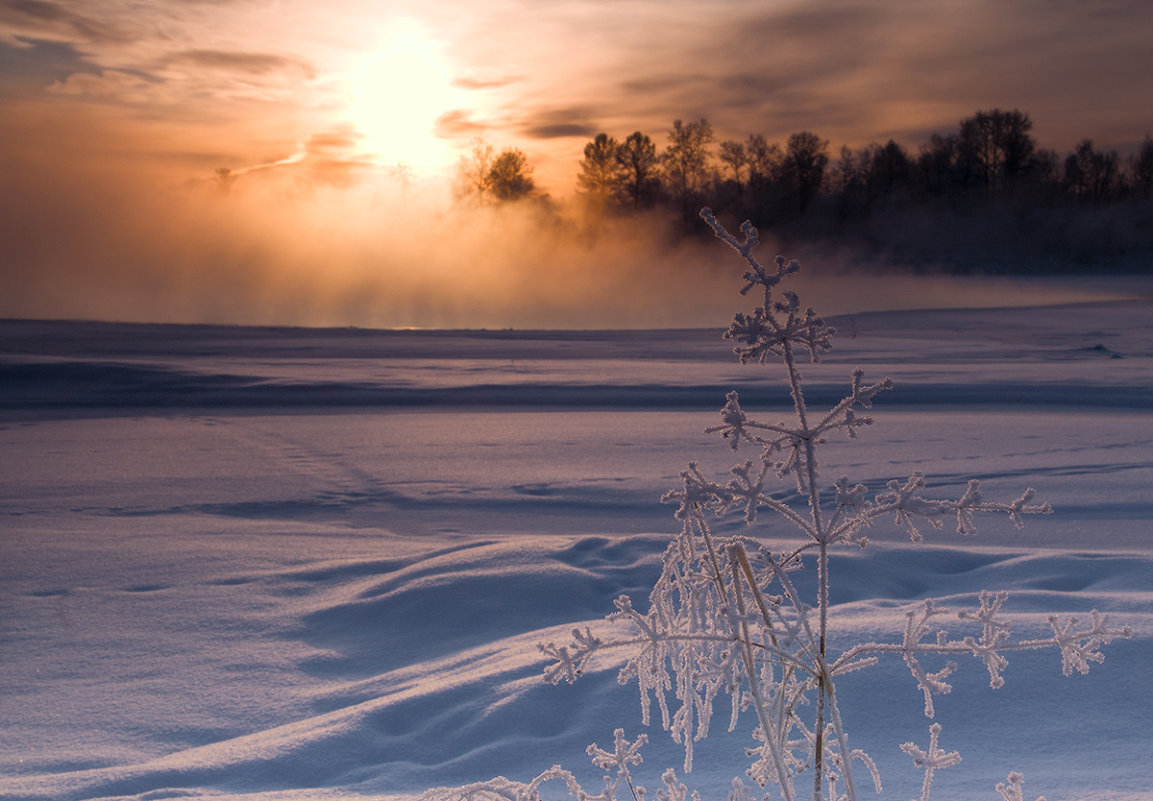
[2, 0, 1152, 327]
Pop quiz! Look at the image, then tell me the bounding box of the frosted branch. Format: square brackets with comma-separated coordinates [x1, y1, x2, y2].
[901, 723, 961, 801]
[521, 209, 1125, 801]
[995, 772, 1046, 801]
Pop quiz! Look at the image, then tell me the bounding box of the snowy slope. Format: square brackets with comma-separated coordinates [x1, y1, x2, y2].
[1, 299, 1151, 801]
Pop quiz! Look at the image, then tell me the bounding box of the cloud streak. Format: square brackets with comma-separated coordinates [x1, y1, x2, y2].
[0, 0, 128, 45]
[165, 49, 315, 78]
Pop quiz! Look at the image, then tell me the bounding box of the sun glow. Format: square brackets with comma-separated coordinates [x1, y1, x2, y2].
[348, 20, 465, 174]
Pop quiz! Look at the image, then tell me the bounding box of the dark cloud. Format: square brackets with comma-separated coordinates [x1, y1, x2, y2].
[740, 1, 890, 42]
[166, 49, 315, 78]
[586, 0, 1153, 153]
[661, 2, 891, 134]
[618, 72, 707, 96]
[0, 0, 126, 43]
[519, 110, 593, 137]
[0, 36, 97, 89]
[517, 106, 602, 139]
[524, 122, 598, 139]
[46, 68, 161, 104]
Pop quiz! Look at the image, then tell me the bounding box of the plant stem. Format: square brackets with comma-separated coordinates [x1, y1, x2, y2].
[732, 552, 796, 801]
[780, 329, 831, 801]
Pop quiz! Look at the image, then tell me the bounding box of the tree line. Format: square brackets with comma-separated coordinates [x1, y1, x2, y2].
[458, 109, 1153, 272]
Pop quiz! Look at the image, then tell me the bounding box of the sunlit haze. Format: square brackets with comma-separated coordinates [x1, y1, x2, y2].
[346, 19, 465, 173]
[2, 0, 1151, 328]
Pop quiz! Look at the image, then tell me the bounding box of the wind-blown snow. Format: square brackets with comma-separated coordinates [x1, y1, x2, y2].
[1, 299, 1151, 800]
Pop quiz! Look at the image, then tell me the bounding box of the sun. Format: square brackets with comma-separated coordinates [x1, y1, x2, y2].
[347, 20, 465, 173]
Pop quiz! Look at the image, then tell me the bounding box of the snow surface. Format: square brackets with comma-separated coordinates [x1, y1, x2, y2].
[1, 298, 1152, 801]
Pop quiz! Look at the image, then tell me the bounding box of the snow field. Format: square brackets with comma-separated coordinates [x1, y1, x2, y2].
[1, 298, 1151, 800]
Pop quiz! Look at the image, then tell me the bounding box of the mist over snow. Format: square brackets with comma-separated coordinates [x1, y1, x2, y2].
[1, 293, 1152, 801]
[2, 148, 1149, 331]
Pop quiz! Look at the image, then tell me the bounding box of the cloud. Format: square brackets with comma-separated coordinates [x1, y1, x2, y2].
[436, 108, 488, 138]
[740, 1, 889, 42]
[165, 48, 315, 79]
[217, 126, 378, 190]
[607, 2, 898, 142]
[515, 106, 601, 140]
[0, 35, 96, 88]
[304, 128, 363, 153]
[294, 128, 378, 185]
[540, 0, 1153, 153]
[453, 74, 521, 90]
[0, 0, 126, 45]
[524, 122, 598, 139]
[46, 68, 160, 103]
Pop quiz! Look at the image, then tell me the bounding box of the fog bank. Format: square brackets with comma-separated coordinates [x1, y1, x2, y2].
[2, 147, 1147, 330]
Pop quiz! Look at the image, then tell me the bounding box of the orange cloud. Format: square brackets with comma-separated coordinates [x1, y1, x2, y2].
[46, 69, 159, 103]
[164, 49, 315, 79]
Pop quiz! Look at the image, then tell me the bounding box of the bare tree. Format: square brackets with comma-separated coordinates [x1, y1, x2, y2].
[783, 131, 829, 214]
[957, 109, 1036, 193]
[457, 137, 496, 200]
[829, 145, 869, 216]
[1064, 139, 1119, 203]
[1130, 135, 1153, 199]
[745, 133, 783, 185]
[869, 139, 912, 197]
[719, 139, 748, 198]
[829, 145, 859, 194]
[662, 118, 715, 222]
[917, 133, 958, 196]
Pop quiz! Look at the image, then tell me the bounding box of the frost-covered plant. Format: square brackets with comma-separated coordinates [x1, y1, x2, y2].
[453, 210, 1131, 801]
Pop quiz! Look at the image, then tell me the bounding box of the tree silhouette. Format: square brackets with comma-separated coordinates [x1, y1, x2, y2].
[917, 133, 958, 197]
[869, 140, 912, 198]
[457, 137, 496, 200]
[957, 109, 1035, 194]
[783, 131, 829, 214]
[577, 133, 623, 204]
[1065, 139, 1119, 203]
[719, 139, 748, 199]
[559, 109, 1151, 273]
[662, 118, 715, 223]
[488, 148, 535, 202]
[1129, 135, 1153, 199]
[743, 133, 784, 219]
[829, 146, 867, 217]
[745, 133, 783, 185]
[615, 131, 660, 210]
